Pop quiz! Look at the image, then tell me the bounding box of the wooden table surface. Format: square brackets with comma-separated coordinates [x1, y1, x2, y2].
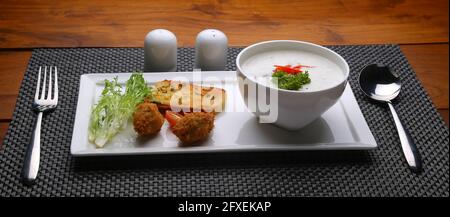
[0, 0, 448, 146]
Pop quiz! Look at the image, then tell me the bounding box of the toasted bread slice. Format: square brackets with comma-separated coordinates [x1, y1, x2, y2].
[151, 80, 226, 113]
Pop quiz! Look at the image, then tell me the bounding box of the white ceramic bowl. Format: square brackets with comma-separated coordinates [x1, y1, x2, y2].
[236, 40, 349, 130]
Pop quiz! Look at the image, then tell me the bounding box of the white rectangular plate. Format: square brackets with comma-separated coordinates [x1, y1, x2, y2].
[70, 71, 377, 156]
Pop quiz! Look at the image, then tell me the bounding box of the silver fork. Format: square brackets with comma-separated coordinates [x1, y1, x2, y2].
[22, 66, 58, 185]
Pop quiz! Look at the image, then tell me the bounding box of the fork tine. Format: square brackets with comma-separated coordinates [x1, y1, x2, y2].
[46, 67, 52, 100]
[40, 66, 47, 100]
[35, 67, 42, 102]
[54, 67, 58, 101]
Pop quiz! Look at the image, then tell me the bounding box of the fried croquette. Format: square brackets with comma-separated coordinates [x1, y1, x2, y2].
[170, 112, 215, 144]
[133, 102, 164, 136]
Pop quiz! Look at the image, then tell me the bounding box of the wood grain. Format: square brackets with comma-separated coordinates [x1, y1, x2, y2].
[0, 51, 30, 120]
[0, 0, 448, 48]
[401, 44, 449, 109]
[0, 122, 9, 149]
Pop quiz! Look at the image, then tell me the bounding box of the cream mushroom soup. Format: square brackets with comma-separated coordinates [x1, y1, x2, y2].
[241, 50, 345, 91]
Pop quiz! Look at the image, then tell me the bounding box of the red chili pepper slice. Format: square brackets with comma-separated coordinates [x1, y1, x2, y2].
[165, 111, 183, 127]
[273, 64, 313, 75]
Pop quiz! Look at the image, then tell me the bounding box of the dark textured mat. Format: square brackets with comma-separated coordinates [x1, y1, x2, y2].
[1, 46, 448, 196]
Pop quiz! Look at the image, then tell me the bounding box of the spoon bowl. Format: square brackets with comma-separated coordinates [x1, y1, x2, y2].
[359, 64, 401, 102]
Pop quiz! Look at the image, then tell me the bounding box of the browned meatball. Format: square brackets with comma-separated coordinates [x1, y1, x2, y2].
[133, 102, 164, 136]
[171, 112, 214, 144]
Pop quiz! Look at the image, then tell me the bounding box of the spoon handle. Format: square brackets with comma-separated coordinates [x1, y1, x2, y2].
[387, 101, 422, 172]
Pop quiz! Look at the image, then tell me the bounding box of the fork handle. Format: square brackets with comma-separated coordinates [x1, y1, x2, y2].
[22, 112, 42, 185]
[387, 101, 423, 173]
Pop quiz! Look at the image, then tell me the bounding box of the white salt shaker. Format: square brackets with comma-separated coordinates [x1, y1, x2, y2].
[194, 29, 228, 71]
[144, 29, 177, 72]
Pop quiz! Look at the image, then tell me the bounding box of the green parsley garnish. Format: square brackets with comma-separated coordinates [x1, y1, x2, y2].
[272, 70, 311, 90]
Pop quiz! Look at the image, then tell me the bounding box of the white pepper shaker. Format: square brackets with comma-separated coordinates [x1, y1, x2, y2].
[144, 29, 177, 72]
[194, 29, 228, 71]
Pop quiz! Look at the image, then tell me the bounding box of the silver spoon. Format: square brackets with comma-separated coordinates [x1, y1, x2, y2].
[359, 63, 422, 173]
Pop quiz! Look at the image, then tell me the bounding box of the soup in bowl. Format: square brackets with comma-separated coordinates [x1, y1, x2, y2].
[236, 40, 349, 130]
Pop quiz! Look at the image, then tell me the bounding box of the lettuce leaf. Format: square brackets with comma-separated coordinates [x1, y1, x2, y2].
[88, 72, 150, 147]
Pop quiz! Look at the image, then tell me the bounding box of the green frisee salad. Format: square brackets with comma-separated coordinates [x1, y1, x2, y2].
[88, 72, 151, 147]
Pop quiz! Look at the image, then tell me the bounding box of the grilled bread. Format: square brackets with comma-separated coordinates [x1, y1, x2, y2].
[151, 80, 226, 113]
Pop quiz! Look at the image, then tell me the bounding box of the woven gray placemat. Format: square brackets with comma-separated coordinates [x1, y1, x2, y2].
[0, 46, 448, 197]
